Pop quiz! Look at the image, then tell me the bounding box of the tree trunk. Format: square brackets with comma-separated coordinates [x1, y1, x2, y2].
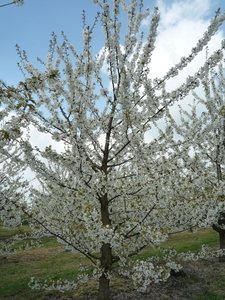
[98, 273, 110, 300]
[98, 191, 113, 300]
[98, 242, 112, 300]
[219, 231, 225, 262]
[212, 222, 225, 262]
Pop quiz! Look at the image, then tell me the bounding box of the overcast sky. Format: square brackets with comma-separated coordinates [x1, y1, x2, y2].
[1, 0, 225, 187]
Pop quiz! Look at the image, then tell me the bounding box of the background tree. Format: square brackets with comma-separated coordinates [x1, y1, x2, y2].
[171, 59, 225, 262]
[0, 106, 29, 252]
[1, 1, 225, 299]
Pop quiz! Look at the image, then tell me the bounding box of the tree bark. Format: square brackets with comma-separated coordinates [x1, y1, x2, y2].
[98, 273, 110, 300]
[212, 222, 225, 262]
[98, 242, 112, 300]
[97, 243, 112, 300]
[98, 193, 113, 300]
[219, 230, 225, 262]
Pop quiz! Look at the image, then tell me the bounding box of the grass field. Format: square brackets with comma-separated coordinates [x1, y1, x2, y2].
[0, 226, 225, 299]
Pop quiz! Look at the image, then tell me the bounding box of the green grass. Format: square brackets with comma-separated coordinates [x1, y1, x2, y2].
[0, 226, 225, 299]
[0, 225, 31, 238]
[134, 227, 219, 261]
[195, 290, 225, 300]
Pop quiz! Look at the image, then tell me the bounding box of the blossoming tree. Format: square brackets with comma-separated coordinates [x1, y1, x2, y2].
[1, 0, 225, 299]
[171, 60, 225, 262]
[0, 104, 28, 252]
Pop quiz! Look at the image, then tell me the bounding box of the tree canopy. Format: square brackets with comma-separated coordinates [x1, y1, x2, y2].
[1, 1, 225, 299]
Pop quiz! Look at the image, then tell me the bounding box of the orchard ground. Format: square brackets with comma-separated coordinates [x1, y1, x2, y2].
[0, 226, 225, 299]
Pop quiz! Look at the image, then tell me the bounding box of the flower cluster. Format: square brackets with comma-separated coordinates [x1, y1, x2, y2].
[29, 277, 78, 292]
[13, 0, 24, 6]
